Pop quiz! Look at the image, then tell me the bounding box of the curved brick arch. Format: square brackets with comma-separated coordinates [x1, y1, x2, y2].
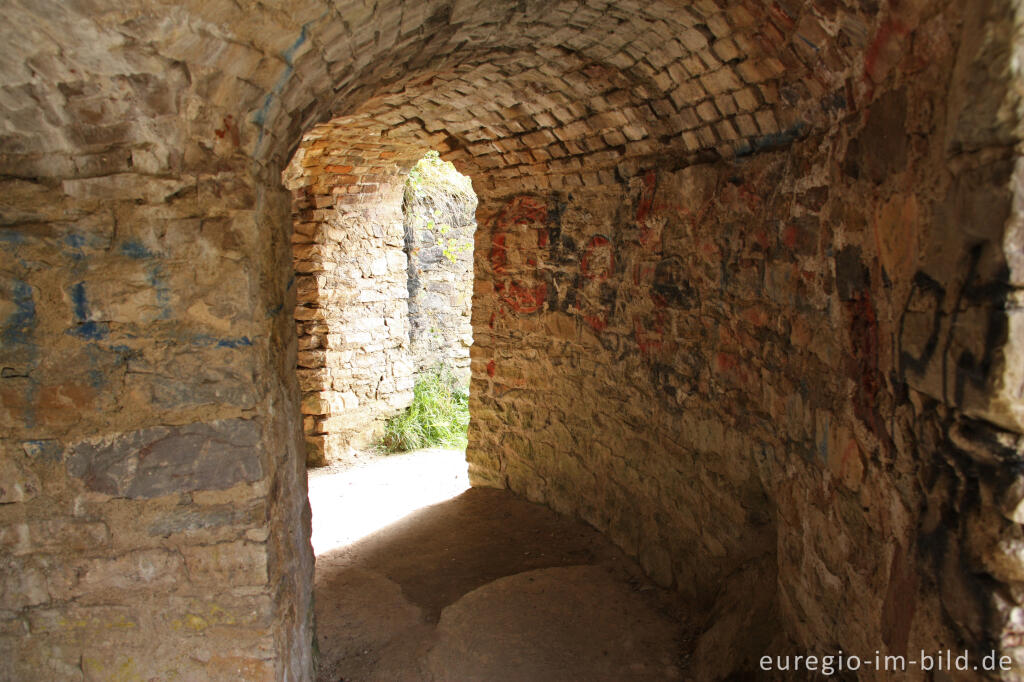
[3, 1, 1024, 680]
[254, 3, 837, 184]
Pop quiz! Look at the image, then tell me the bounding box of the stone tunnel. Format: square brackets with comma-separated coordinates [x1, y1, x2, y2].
[3, 0, 1024, 679]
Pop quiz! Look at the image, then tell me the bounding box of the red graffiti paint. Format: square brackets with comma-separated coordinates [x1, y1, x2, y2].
[636, 170, 657, 227]
[486, 360, 496, 377]
[737, 182, 763, 213]
[502, 281, 547, 314]
[495, 196, 547, 228]
[768, 2, 795, 29]
[490, 233, 508, 274]
[782, 225, 799, 249]
[863, 20, 910, 94]
[634, 312, 666, 355]
[580, 235, 614, 281]
[584, 313, 608, 332]
[635, 170, 661, 248]
[848, 293, 880, 400]
[214, 115, 240, 147]
[715, 352, 739, 372]
[844, 290, 893, 455]
[753, 229, 771, 250]
[490, 196, 551, 315]
[699, 240, 719, 260]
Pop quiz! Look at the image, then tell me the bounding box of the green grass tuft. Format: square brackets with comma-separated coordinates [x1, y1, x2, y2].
[380, 367, 469, 453]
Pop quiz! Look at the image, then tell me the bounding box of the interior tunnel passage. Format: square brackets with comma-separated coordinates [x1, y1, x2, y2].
[3, 0, 1024, 679]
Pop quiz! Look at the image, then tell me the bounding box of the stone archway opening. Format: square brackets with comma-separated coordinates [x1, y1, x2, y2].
[384, 149, 476, 454]
[6, 1, 1024, 680]
[285, 140, 475, 467]
[286, 142, 478, 558]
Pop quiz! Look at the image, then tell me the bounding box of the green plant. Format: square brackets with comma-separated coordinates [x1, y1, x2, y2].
[404, 150, 476, 264]
[380, 367, 470, 452]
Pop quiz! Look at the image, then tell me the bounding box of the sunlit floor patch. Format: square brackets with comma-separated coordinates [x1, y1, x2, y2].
[307, 447, 470, 555]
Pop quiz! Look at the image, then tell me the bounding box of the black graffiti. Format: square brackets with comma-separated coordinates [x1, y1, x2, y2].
[897, 243, 1011, 408]
[897, 271, 945, 377]
[652, 256, 698, 309]
[947, 245, 1010, 407]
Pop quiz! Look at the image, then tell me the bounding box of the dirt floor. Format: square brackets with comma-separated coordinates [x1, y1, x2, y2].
[308, 449, 689, 681]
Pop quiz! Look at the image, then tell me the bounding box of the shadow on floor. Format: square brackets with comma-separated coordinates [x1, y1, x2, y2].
[314, 487, 689, 681]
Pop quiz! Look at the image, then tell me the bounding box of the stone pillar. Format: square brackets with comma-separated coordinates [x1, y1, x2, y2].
[0, 160, 314, 680]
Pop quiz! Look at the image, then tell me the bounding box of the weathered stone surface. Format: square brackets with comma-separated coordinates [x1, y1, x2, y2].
[0, 455, 40, 503]
[66, 419, 263, 498]
[146, 502, 264, 538]
[77, 549, 186, 593]
[180, 540, 268, 587]
[403, 173, 476, 382]
[1, 0, 1023, 679]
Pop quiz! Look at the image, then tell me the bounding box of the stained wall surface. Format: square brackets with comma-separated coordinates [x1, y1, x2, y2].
[1, 0, 1024, 680]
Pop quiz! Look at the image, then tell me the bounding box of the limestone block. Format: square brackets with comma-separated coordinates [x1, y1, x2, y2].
[181, 541, 268, 587]
[77, 549, 185, 593]
[0, 456, 40, 504]
[66, 419, 263, 499]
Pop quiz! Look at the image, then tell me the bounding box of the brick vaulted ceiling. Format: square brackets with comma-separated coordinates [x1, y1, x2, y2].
[0, 0, 880, 187]
[5, 1, 1024, 679]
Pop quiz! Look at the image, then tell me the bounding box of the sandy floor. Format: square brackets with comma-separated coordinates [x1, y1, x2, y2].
[308, 448, 470, 556]
[308, 449, 687, 681]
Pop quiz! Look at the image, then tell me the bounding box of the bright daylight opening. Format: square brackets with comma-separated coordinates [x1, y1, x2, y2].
[295, 150, 478, 556]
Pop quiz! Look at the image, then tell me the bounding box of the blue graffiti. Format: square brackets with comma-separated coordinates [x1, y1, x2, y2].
[253, 19, 319, 149]
[22, 439, 62, 462]
[64, 233, 86, 261]
[816, 413, 830, 463]
[1, 280, 35, 345]
[68, 281, 109, 340]
[191, 334, 253, 349]
[0, 230, 26, 244]
[71, 281, 89, 320]
[118, 240, 170, 317]
[217, 336, 253, 349]
[120, 240, 155, 259]
[797, 35, 819, 52]
[733, 122, 809, 159]
[145, 264, 172, 319]
[71, 321, 108, 340]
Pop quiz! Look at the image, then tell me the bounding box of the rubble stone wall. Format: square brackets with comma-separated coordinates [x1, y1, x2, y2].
[285, 145, 477, 467]
[463, 2, 1024, 674]
[285, 144, 419, 466]
[404, 188, 476, 382]
[1, 0, 1024, 680]
[0, 154, 311, 680]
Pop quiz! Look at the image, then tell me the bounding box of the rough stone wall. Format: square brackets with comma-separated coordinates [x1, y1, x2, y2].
[466, 1, 1024, 677]
[286, 146, 476, 467]
[285, 143, 418, 466]
[1, 0, 1024, 679]
[0, 159, 310, 679]
[404, 186, 476, 381]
